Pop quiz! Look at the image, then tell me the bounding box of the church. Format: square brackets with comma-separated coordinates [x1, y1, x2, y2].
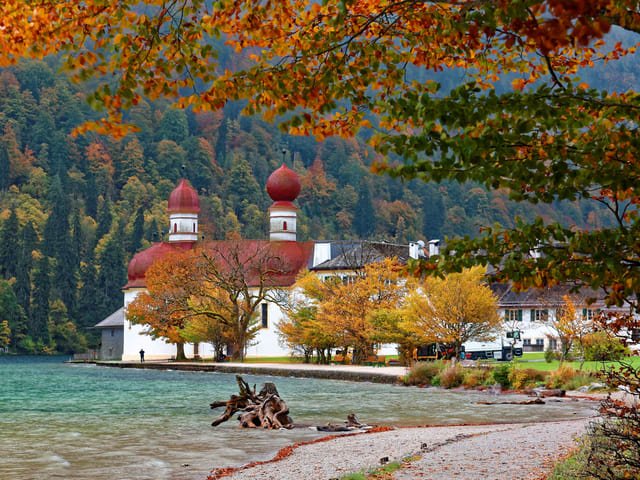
[95, 164, 422, 360]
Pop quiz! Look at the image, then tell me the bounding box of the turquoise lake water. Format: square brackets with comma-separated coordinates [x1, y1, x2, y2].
[0, 356, 597, 480]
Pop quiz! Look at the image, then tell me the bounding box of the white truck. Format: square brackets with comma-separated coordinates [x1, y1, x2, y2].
[461, 333, 524, 361]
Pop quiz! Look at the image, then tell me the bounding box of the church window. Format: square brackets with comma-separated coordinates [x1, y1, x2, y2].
[283, 221, 287, 231]
[261, 303, 268, 328]
[173, 223, 177, 233]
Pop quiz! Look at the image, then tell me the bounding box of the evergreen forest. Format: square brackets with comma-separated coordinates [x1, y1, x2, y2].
[0, 38, 636, 353]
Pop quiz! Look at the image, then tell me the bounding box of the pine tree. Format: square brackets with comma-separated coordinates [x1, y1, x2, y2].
[77, 253, 99, 333]
[84, 172, 98, 219]
[95, 199, 112, 241]
[14, 221, 37, 317]
[128, 206, 145, 256]
[0, 279, 27, 351]
[95, 226, 126, 320]
[0, 142, 9, 191]
[0, 209, 19, 279]
[30, 255, 51, 345]
[353, 185, 375, 238]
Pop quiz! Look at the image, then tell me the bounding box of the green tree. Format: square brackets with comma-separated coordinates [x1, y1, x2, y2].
[0, 279, 27, 351]
[14, 221, 37, 317]
[0, 142, 9, 191]
[30, 255, 51, 346]
[0, 209, 19, 279]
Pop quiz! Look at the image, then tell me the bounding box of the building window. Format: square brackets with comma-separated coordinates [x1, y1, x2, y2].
[504, 309, 523, 322]
[582, 308, 600, 321]
[531, 309, 549, 322]
[173, 223, 177, 233]
[283, 221, 287, 231]
[261, 303, 268, 328]
[110, 328, 114, 337]
[193, 223, 196, 232]
[523, 338, 532, 346]
[535, 338, 544, 346]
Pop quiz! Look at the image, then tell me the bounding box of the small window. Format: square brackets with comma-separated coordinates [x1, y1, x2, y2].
[504, 309, 523, 322]
[523, 338, 532, 346]
[535, 338, 544, 346]
[193, 223, 196, 232]
[531, 309, 549, 322]
[261, 303, 268, 328]
[173, 223, 177, 233]
[111, 328, 114, 337]
[283, 221, 287, 231]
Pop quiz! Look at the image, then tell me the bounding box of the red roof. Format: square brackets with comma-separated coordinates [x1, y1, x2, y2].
[125, 242, 196, 288]
[168, 179, 200, 213]
[266, 164, 301, 202]
[124, 240, 314, 289]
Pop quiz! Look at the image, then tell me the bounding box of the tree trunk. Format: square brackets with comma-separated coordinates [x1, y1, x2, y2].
[210, 375, 293, 429]
[193, 342, 200, 359]
[175, 342, 186, 361]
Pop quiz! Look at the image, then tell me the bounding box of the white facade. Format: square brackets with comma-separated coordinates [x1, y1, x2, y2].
[268, 204, 297, 241]
[168, 212, 199, 242]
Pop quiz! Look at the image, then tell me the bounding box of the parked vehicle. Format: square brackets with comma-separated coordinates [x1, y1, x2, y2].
[413, 343, 456, 361]
[461, 337, 524, 361]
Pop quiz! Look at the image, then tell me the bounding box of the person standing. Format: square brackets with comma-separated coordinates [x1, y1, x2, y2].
[139, 349, 145, 362]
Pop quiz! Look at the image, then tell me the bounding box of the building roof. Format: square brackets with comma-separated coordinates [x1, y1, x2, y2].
[124, 240, 316, 290]
[95, 307, 124, 328]
[125, 241, 196, 288]
[168, 179, 200, 213]
[492, 283, 607, 308]
[311, 241, 409, 271]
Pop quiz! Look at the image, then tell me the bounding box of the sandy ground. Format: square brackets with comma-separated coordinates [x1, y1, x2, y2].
[218, 418, 589, 480]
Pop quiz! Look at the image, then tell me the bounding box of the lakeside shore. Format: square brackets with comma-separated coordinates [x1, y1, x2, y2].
[89, 359, 604, 479]
[213, 418, 591, 480]
[91, 360, 409, 384]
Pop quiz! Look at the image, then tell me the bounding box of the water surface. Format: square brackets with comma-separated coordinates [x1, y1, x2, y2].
[0, 356, 596, 480]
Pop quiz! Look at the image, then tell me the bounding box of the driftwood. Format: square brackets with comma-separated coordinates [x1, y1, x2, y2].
[210, 375, 293, 429]
[316, 413, 373, 432]
[477, 398, 545, 405]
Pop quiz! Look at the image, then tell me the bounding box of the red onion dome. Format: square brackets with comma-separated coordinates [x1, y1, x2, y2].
[168, 179, 200, 213]
[266, 164, 301, 202]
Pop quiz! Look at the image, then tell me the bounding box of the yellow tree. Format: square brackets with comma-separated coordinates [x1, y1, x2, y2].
[316, 258, 405, 364]
[548, 295, 592, 364]
[0, 320, 10, 351]
[402, 267, 500, 359]
[278, 271, 340, 363]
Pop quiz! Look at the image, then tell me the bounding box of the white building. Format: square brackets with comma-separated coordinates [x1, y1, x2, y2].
[98, 165, 421, 360]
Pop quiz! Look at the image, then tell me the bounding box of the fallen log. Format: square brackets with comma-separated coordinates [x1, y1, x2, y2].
[316, 413, 373, 432]
[210, 375, 293, 429]
[476, 398, 545, 405]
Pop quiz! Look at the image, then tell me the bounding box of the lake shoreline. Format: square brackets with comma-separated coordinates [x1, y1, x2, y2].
[86, 360, 408, 384]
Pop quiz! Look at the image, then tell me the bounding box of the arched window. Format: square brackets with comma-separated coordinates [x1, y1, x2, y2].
[283, 221, 287, 231]
[173, 223, 177, 233]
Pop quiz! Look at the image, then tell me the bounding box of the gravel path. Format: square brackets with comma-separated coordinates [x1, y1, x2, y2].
[223, 419, 589, 480]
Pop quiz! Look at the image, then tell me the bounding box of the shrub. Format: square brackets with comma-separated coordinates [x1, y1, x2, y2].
[546, 365, 596, 390]
[544, 347, 558, 363]
[402, 361, 445, 386]
[582, 331, 629, 361]
[508, 367, 548, 390]
[439, 364, 465, 388]
[462, 368, 493, 388]
[493, 363, 511, 388]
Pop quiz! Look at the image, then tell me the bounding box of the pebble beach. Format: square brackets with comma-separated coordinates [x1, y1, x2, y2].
[217, 418, 589, 480]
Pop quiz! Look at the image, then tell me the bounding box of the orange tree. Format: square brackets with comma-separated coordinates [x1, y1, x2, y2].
[126, 250, 199, 361]
[3, 1, 640, 310]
